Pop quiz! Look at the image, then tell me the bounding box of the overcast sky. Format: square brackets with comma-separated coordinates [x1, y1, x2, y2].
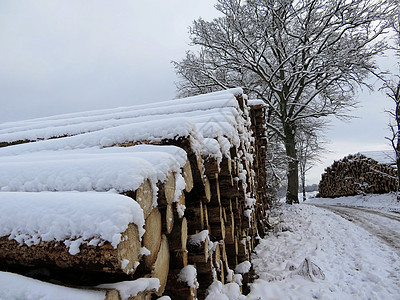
[0, 1, 397, 184]
[0, 0, 221, 121]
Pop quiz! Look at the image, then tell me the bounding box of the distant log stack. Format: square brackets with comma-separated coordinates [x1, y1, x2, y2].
[0, 88, 269, 299]
[318, 151, 397, 198]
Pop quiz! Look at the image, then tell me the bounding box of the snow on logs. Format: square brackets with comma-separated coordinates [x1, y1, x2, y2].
[318, 151, 397, 198]
[0, 271, 160, 300]
[0, 88, 269, 299]
[0, 192, 144, 275]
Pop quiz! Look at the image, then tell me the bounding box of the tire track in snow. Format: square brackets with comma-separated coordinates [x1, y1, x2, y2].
[311, 205, 400, 256]
[338, 206, 400, 222]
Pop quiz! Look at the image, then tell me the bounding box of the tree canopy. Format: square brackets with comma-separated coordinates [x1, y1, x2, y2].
[174, 0, 397, 204]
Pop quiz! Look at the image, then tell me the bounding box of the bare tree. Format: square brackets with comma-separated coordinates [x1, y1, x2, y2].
[379, 17, 400, 200]
[297, 120, 327, 202]
[265, 128, 287, 198]
[173, 0, 395, 204]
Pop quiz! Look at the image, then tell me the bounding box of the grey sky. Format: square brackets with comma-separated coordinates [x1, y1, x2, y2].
[0, 1, 396, 184]
[0, 0, 220, 122]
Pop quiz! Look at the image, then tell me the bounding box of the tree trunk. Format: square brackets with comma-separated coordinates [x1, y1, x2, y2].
[301, 171, 306, 202]
[396, 101, 400, 202]
[298, 157, 307, 202]
[284, 124, 299, 204]
[394, 82, 400, 202]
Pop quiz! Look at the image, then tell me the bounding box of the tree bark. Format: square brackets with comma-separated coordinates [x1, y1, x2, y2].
[396, 93, 400, 201]
[300, 165, 306, 202]
[284, 123, 299, 204]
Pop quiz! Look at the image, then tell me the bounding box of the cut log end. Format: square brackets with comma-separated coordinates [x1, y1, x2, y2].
[149, 234, 170, 296]
[142, 208, 162, 271]
[183, 159, 194, 192]
[134, 179, 154, 219]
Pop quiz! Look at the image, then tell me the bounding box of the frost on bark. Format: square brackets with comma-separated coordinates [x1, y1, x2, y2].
[173, 0, 396, 204]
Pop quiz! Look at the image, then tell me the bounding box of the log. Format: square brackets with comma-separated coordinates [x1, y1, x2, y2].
[169, 217, 188, 269]
[237, 238, 249, 262]
[204, 176, 212, 203]
[159, 204, 174, 234]
[207, 205, 226, 241]
[212, 243, 224, 284]
[173, 191, 186, 219]
[168, 218, 188, 252]
[212, 243, 221, 269]
[164, 269, 197, 300]
[219, 241, 230, 275]
[183, 159, 194, 193]
[0, 224, 141, 275]
[204, 157, 219, 179]
[146, 234, 169, 296]
[142, 208, 162, 270]
[156, 173, 175, 206]
[225, 210, 235, 245]
[210, 220, 225, 241]
[219, 178, 239, 200]
[185, 202, 204, 232]
[220, 156, 232, 176]
[197, 271, 214, 299]
[207, 205, 223, 224]
[208, 177, 221, 207]
[222, 207, 228, 224]
[125, 180, 153, 219]
[98, 278, 160, 300]
[185, 174, 211, 205]
[203, 204, 210, 234]
[188, 233, 209, 265]
[226, 237, 238, 269]
[106, 290, 120, 300]
[129, 292, 152, 300]
[219, 174, 234, 187]
[170, 249, 188, 270]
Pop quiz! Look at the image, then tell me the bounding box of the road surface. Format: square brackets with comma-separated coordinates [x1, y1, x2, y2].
[312, 204, 400, 256]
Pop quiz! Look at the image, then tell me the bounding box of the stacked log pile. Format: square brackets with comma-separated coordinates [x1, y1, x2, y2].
[0, 88, 269, 299]
[318, 152, 397, 198]
[248, 100, 269, 238]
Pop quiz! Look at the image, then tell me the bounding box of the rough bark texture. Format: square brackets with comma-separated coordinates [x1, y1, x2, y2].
[284, 124, 299, 204]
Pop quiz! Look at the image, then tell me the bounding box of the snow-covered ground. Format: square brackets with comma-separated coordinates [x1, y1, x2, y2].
[207, 193, 400, 299]
[2, 193, 400, 299]
[306, 191, 400, 215]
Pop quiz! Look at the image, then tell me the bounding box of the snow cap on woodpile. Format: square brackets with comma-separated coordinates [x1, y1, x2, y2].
[358, 150, 396, 166]
[247, 99, 267, 107]
[0, 89, 253, 182]
[0, 192, 146, 253]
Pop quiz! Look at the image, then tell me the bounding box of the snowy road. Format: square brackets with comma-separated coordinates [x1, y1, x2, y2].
[207, 194, 400, 299]
[244, 201, 400, 299]
[312, 204, 400, 256]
